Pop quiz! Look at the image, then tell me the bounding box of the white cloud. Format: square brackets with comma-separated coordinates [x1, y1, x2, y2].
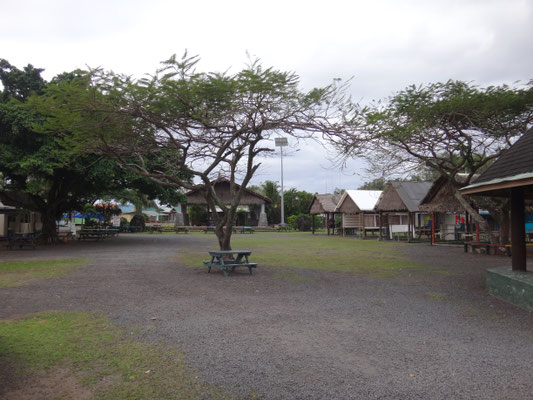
[2, 0, 532, 193]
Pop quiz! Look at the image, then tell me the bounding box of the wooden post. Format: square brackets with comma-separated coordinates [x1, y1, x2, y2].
[379, 211, 383, 241]
[431, 212, 436, 245]
[408, 212, 412, 243]
[362, 213, 366, 239]
[476, 218, 480, 242]
[326, 213, 330, 236]
[312, 214, 315, 235]
[511, 187, 526, 271]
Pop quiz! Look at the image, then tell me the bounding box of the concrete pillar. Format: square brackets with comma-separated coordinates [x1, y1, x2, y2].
[174, 202, 185, 226]
[258, 203, 268, 226]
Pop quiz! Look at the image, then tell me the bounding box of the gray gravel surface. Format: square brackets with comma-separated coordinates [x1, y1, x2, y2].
[1, 234, 532, 399]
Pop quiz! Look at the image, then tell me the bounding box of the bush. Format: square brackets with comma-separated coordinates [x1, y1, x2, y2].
[288, 214, 325, 231]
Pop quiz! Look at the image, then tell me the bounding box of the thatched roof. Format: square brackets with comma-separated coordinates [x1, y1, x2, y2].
[462, 127, 533, 198]
[186, 178, 272, 206]
[376, 181, 432, 213]
[335, 190, 382, 214]
[308, 194, 341, 214]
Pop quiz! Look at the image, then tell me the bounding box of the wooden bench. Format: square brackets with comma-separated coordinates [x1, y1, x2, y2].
[204, 250, 257, 277]
[78, 229, 108, 241]
[7, 234, 37, 250]
[464, 241, 511, 256]
[203, 226, 216, 233]
[174, 226, 189, 233]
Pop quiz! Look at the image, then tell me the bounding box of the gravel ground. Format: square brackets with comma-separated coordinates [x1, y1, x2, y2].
[1, 234, 532, 399]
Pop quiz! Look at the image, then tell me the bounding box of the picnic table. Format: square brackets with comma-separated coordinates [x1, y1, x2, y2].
[78, 228, 119, 241]
[6, 233, 37, 250]
[203, 250, 257, 277]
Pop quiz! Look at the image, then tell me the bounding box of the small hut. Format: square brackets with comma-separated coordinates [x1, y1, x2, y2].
[0, 201, 16, 237]
[375, 181, 432, 241]
[186, 178, 271, 226]
[308, 193, 341, 235]
[419, 175, 479, 242]
[335, 190, 382, 237]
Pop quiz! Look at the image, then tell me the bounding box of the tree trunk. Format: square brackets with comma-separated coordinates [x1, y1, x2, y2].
[40, 209, 59, 243]
[453, 190, 497, 243]
[498, 202, 511, 245]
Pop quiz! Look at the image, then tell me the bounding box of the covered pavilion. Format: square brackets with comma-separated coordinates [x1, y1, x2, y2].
[186, 178, 271, 227]
[308, 193, 341, 235]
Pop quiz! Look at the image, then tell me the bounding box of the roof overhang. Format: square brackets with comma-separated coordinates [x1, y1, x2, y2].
[460, 172, 533, 197]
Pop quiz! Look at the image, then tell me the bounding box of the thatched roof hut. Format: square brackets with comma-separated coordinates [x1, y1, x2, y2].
[375, 181, 432, 241]
[335, 190, 382, 237]
[419, 175, 473, 213]
[185, 178, 271, 226]
[376, 181, 432, 213]
[335, 190, 382, 214]
[186, 178, 271, 206]
[308, 193, 341, 235]
[308, 194, 340, 214]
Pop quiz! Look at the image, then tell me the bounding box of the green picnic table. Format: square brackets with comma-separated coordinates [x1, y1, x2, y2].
[204, 250, 257, 277]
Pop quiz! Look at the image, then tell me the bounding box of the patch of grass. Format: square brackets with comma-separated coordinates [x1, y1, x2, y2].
[0, 258, 90, 288]
[178, 233, 422, 277]
[0, 311, 243, 399]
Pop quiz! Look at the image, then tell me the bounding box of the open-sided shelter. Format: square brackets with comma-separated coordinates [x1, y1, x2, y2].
[335, 190, 382, 237]
[419, 175, 490, 243]
[462, 127, 533, 272]
[375, 181, 432, 241]
[186, 178, 271, 226]
[308, 193, 341, 235]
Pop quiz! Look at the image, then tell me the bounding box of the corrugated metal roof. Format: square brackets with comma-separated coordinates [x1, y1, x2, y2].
[392, 181, 433, 212]
[337, 190, 382, 212]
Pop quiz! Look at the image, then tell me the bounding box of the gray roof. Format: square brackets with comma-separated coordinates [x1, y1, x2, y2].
[470, 127, 533, 185]
[391, 181, 433, 212]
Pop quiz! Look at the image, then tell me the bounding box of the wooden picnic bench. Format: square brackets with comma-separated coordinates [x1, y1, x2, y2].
[78, 228, 117, 241]
[174, 226, 189, 233]
[203, 250, 257, 277]
[147, 225, 163, 233]
[7, 234, 37, 250]
[464, 241, 511, 256]
[465, 241, 533, 256]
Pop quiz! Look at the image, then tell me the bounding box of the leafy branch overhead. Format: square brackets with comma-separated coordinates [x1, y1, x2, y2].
[334, 79, 533, 186]
[38, 53, 354, 249]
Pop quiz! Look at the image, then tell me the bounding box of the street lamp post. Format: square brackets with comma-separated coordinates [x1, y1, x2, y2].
[275, 137, 288, 226]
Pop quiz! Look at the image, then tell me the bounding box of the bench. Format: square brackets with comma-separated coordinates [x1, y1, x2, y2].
[204, 250, 257, 277]
[174, 226, 189, 233]
[203, 226, 216, 233]
[78, 229, 116, 241]
[464, 242, 511, 256]
[7, 234, 37, 250]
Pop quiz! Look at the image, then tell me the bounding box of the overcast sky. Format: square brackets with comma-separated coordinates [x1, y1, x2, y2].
[2, 0, 533, 193]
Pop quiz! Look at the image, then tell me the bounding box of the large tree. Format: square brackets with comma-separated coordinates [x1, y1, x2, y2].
[41, 54, 351, 250]
[331, 79, 533, 239]
[0, 60, 184, 240]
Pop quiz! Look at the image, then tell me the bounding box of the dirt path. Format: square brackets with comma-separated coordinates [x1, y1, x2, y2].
[1, 234, 532, 399]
